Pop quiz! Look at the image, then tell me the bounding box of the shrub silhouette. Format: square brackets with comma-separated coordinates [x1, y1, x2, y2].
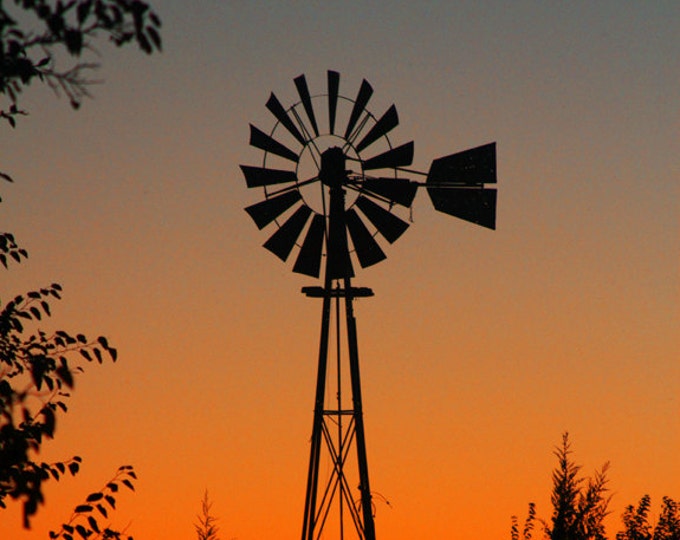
[511, 433, 679, 540]
[195, 490, 221, 540]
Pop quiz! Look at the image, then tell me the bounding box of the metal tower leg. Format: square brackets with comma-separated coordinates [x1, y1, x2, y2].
[344, 277, 376, 540]
[301, 276, 332, 540]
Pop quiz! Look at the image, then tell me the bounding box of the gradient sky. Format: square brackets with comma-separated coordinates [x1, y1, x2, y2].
[1, 1, 678, 539]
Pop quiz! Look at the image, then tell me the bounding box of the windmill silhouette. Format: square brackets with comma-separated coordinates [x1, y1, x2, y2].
[241, 70, 497, 540]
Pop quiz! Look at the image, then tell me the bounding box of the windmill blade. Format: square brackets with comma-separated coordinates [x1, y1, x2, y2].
[240, 165, 297, 188]
[361, 177, 418, 207]
[263, 205, 312, 261]
[328, 70, 340, 134]
[294, 74, 319, 137]
[427, 187, 497, 229]
[427, 142, 496, 185]
[344, 79, 373, 140]
[345, 209, 387, 268]
[245, 191, 302, 229]
[266, 92, 307, 146]
[355, 196, 409, 243]
[355, 105, 399, 153]
[362, 141, 414, 171]
[249, 124, 299, 163]
[293, 214, 326, 277]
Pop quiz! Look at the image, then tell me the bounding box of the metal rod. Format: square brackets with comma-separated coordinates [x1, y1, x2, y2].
[301, 270, 332, 540]
[344, 274, 376, 540]
[395, 166, 427, 176]
[336, 283, 344, 540]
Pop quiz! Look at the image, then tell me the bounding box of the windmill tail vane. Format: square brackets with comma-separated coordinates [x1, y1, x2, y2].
[239, 70, 498, 540]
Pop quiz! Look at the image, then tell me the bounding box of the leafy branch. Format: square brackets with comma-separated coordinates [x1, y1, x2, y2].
[0, 231, 28, 268]
[0, 102, 28, 128]
[1, 173, 29, 267]
[1, 0, 162, 122]
[0, 283, 119, 526]
[49, 465, 137, 540]
[511, 502, 537, 540]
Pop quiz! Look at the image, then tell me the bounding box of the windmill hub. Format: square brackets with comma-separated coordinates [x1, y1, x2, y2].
[319, 146, 347, 188]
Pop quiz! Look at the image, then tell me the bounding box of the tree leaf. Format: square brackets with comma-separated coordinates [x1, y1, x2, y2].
[87, 515, 100, 533]
[86, 492, 103, 502]
[56, 364, 74, 388]
[31, 360, 45, 390]
[42, 405, 56, 437]
[147, 25, 161, 50]
[96, 503, 108, 518]
[137, 32, 151, 54]
[75, 524, 89, 539]
[77, 0, 92, 24]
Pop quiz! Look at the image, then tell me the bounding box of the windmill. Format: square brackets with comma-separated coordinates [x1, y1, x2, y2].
[240, 70, 497, 540]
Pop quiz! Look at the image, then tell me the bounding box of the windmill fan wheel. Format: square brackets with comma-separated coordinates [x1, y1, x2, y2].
[241, 70, 418, 279]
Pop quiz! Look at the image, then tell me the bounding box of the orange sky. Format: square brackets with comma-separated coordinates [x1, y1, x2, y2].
[1, 2, 678, 539]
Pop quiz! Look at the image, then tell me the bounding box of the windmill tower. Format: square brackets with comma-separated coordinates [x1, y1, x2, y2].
[241, 71, 497, 540]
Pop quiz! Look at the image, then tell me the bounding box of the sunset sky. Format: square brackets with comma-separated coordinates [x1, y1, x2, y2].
[1, 1, 678, 539]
